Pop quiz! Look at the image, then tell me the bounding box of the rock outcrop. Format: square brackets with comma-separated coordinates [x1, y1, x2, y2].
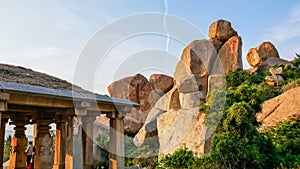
[265, 67, 284, 86]
[134, 19, 240, 157]
[134, 40, 218, 156]
[178, 74, 202, 93]
[209, 19, 238, 42]
[257, 57, 292, 73]
[157, 108, 210, 157]
[218, 36, 243, 73]
[107, 74, 157, 134]
[106, 73, 173, 134]
[174, 40, 219, 94]
[149, 74, 174, 95]
[246, 41, 292, 73]
[257, 87, 300, 130]
[108, 74, 153, 112]
[246, 41, 279, 67]
[154, 87, 181, 111]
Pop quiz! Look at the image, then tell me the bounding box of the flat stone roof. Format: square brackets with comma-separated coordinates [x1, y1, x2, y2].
[0, 63, 138, 106]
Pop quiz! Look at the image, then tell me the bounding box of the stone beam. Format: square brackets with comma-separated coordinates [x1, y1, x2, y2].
[7, 92, 122, 112]
[8, 93, 73, 109]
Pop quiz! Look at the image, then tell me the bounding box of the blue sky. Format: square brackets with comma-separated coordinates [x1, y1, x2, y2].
[1, 0, 300, 94]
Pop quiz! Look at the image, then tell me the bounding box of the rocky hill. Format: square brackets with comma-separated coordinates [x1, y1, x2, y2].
[104, 19, 297, 159]
[257, 86, 300, 130]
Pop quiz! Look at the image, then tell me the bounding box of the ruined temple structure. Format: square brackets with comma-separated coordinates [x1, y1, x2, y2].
[0, 64, 137, 169]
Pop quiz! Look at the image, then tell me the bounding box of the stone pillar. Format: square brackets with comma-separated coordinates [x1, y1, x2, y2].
[9, 119, 28, 169]
[53, 118, 67, 169]
[65, 116, 74, 169]
[34, 119, 53, 169]
[108, 112, 124, 169]
[72, 116, 83, 169]
[0, 118, 8, 169]
[81, 115, 96, 169]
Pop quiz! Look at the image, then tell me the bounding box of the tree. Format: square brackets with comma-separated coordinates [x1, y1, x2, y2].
[4, 135, 12, 162]
[208, 102, 277, 169]
[264, 119, 300, 168]
[293, 53, 300, 67]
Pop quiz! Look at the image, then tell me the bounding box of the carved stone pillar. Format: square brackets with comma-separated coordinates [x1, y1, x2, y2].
[34, 119, 53, 169]
[82, 115, 97, 169]
[9, 116, 28, 169]
[53, 117, 67, 169]
[0, 118, 8, 169]
[108, 112, 124, 169]
[65, 116, 74, 169]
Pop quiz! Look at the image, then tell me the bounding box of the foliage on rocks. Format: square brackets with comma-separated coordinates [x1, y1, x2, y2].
[157, 148, 196, 169]
[160, 66, 300, 169]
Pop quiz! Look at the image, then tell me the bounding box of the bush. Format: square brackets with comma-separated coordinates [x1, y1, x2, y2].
[159, 66, 300, 169]
[158, 148, 196, 169]
[225, 69, 264, 88]
[282, 78, 300, 92]
[198, 70, 283, 168]
[263, 119, 300, 168]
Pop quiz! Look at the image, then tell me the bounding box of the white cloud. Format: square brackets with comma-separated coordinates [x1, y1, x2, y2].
[289, 6, 300, 23]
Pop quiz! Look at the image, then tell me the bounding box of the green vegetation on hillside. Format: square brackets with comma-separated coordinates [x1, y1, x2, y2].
[92, 55, 300, 169]
[159, 58, 300, 169]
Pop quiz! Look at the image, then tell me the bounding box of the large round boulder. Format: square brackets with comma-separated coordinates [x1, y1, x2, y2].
[246, 41, 280, 67]
[209, 19, 238, 42]
[174, 40, 219, 94]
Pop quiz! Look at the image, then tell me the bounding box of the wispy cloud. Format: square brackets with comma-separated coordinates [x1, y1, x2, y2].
[266, 5, 300, 42]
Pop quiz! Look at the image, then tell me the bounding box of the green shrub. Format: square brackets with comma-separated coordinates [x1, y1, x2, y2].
[263, 119, 300, 168]
[198, 70, 283, 168]
[158, 148, 196, 169]
[225, 69, 264, 88]
[159, 66, 300, 169]
[282, 78, 300, 92]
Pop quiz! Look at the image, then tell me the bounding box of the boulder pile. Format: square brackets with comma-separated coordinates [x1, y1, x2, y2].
[106, 73, 174, 134]
[101, 19, 294, 158]
[134, 19, 241, 157]
[246, 41, 292, 73]
[265, 67, 284, 86]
